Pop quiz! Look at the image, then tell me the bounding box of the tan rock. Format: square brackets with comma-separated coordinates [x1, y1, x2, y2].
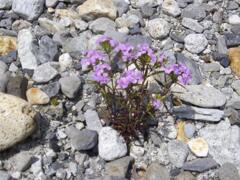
[188, 137, 209, 157]
[0, 36, 17, 56]
[26, 88, 50, 105]
[0, 93, 36, 151]
[229, 47, 240, 76]
[55, 9, 79, 19]
[177, 121, 188, 143]
[77, 0, 117, 21]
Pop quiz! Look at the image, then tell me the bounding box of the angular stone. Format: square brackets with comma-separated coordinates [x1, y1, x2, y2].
[181, 4, 206, 21]
[145, 163, 170, 180]
[0, 0, 13, 9]
[183, 158, 218, 172]
[18, 28, 38, 70]
[38, 18, 65, 34]
[0, 73, 9, 93]
[98, 127, 127, 161]
[7, 75, 28, 99]
[59, 53, 73, 72]
[62, 35, 89, 53]
[40, 82, 60, 98]
[181, 17, 203, 33]
[173, 105, 224, 122]
[89, 17, 116, 34]
[0, 93, 36, 151]
[229, 47, 240, 76]
[188, 137, 208, 157]
[0, 36, 16, 56]
[26, 88, 50, 105]
[147, 18, 170, 39]
[218, 163, 240, 180]
[171, 84, 227, 108]
[225, 33, 240, 47]
[184, 34, 208, 54]
[8, 151, 33, 171]
[162, 0, 181, 17]
[12, 0, 44, 21]
[175, 172, 195, 180]
[32, 63, 58, 83]
[77, 0, 117, 21]
[84, 109, 102, 133]
[59, 75, 81, 98]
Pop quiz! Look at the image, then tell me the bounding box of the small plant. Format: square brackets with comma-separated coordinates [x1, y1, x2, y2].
[81, 36, 191, 142]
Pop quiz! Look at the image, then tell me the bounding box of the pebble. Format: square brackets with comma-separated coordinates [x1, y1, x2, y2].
[0, 36, 17, 56]
[184, 123, 195, 138]
[181, 4, 206, 21]
[225, 33, 240, 47]
[162, 0, 181, 17]
[181, 17, 203, 33]
[147, 18, 170, 39]
[98, 127, 127, 161]
[38, 18, 65, 34]
[218, 163, 240, 180]
[40, 82, 60, 98]
[8, 151, 33, 171]
[183, 158, 218, 172]
[184, 34, 208, 54]
[229, 15, 240, 25]
[32, 63, 58, 83]
[145, 163, 170, 180]
[59, 75, 81, 98]
[84, 109, 103, 133]
[229, 47, 240, 76]
[175, 171, 195, 180]
[188, 137, 208, 157]
[26, 88, 50, 105]
[232, 80, 240, 95]
[6, 75, 28, 99]
[59, 53, 73, 72]
[89, 17, 116, 34]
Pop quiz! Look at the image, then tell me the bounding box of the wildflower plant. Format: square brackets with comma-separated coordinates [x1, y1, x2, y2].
[81, 36, 191, 142]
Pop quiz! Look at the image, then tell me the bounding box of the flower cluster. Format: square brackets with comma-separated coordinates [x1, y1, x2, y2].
[91, 64, 111, 85]
[117, 69, 143, 89]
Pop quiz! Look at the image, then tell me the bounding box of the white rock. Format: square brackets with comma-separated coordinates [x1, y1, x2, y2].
[32, 63, 58, 83]
[18, 28, 38, 70]
[147, 18, 170, 39]
[98, 127, 127, 161]
[229, 15, 240, 25]
[59, 53, 73, 72]
[45, 0, 58, 7]
[0, 0, 13, 9]
[162, 0, 181, 17]
[184, 34, 208, 54]
[188, 137, 209, 157]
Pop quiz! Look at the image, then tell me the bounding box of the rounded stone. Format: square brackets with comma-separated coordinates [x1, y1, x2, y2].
[188, 137, 209, 157]
[147, 18, 170, 39]
[26, 88, 50, 105]
[184, 34, 208, 54]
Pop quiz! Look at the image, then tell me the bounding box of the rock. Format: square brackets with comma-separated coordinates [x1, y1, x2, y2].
[74, 19, 88, 31]
[0, 92, 36, 151]
[147, 18, 170, 39]
[229, 15, 240, 25]
[37, 35, 59, 63]
[144, 163, 170, 180]
[225, 33, 240, 47]
[162, 0, 181, 17]
[0, 36, 17, 56]
[18, 28, 38, 70]
[62, 35, 89, 53]
[229, 47, 240, 76]
[216, 35, 228, 54]
[32, 63, 58, 83]
[8, 151, 32, 171]
[89, 17, 116, 34]
[105, 156, 133, 177]
[0, 62, 7, 74]
[199, 120, 240, 170]
[181, 17, 203, 33]
[184, 34, 208, 54]
[182, 158, 218, 172]
[177, 121, 188, 143]
[40, 82, 60, 98]
[181, 4, 206, 21]
[232, 80, 240, 95]
[38, 18, 65, 34]
[167, 140, 189, 168]
[176, 53, 203, 85]
[171, 84, 227, 108]
[175, 172, 195, 180]
[218, 163, 240, 180]
[59, 75, 81, 98]
[184, 123, 195, 138]
[0, 73, 9, 92]
[59, 53, 73, 72]
[98, 127, 127, 161]
[0, 171, 10, 180]
[7, 75, 28, 99]
[12, 0, 44, 21]
[84, 109, 102, 133]
[212, 52, 230, 68]
[113, 0, 129, 16]
[77, 0, 117, 21]
[0, 0, 12, 9]
[65, 126, 98, 150]
[173, 105, 224, 122]
[45, 0, 58, 7]
[141, 5, 155, 18]
[26, 88, 50, 105]
[188, 137, 208, 157]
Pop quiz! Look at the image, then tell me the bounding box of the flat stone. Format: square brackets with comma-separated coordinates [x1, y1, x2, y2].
[98, 127, 127, 161]
[65, 126, 98, 150]
[225, 33, 240, 47]
[162, 0, 181, 17]
[7, 75, 28, 99]
[173, 105, 224, 122]
[181, 17, 203, 33]
[171, 84, 227, 108]
[105, 156, 133, 177]
[8, 151, 32, 171]
[84, 109, 102, 133]
[184, 34, 208, 54]
[12, 0, 44, 21]
[59, 75, 81, 98]
[229, 47, 240, 76]
[181, 4, 206, 21]
[218, 163, 240, 180]
[77, 0, 117, 21]
[183, 158, 218, 172]
[145, 163, 170, 180]
[38, 18, 65, 34]
[18, 28, 38, 70]
[188, 137, 208, 157]
[147, 18, 170, 39]
[26, 88, 50, 105]
[167, 140, 189, 168]
[0, 36, 17, 56]
[40, 82, 60, 98]
[0, 92, 36, 151]
[89, 17, 116, 34]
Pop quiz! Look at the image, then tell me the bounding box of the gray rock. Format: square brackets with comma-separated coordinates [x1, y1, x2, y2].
[126, 35, 152, 47]
[89, 18, 116, 34]
[32, 63, 58, 83]
[141, 5, 155, 18]
[225, 33, 240, 47]
[202, 62, 221, 72]
[175, 171, 195, 180]
[105, 156, 133, 177]
[62, 34, 89, 53]
[18, 28, 38, 70]
[171, 84, 227, 108]
[216, 35, 228, 54]
[98, 127, 127, 161]
[45, 0, 58, 7]
[0, 171, 10, 180]
[7, 75, 28, 99]
[173, 105, 224, 122]
[38, 18, 65, 34]
[65, 126, 98, 150]
[8, 151, 32, 171]
[0, 61, 7, 74]
[170, 29, 187, 43]
[41, 82, 60, 98]
[167, 140, 189, 168]
[37, 35, 59, 63]
[59, 75, 81, 98]
[147, 18, 170, 39]
[0, 0, 12, 9]
[12, 0, 44, 21]
[162, 0, 181, 17]
[113, 0, 129, 16]
[199, 120, 240, 170]
[0, 73, 9, 92]
[104, 30, 127, 43]
[84, 109, 102, 133]
[184, 34, 208, 54]
[183, 158, 218, 172]
[181, 17, 203, 33]
[131, 0, 162, 8]
[176, 53, 203, 85]
[184, 123, 195, 138]
[232, 80, 240, 95]
[181, 4, 206, 21]
[145, 163, 170, 180]
[218, 163, 240, 180]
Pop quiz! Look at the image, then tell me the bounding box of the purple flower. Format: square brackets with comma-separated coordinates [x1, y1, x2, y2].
[152, 99, 161, 110]
[117, 69, 143, 89]
[81, 50, 106, 67]
[114, 43, 134, 62]
[96, 35, 118, 48]
[136, 44, 157, 64]
[91, 63, 111, 85]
